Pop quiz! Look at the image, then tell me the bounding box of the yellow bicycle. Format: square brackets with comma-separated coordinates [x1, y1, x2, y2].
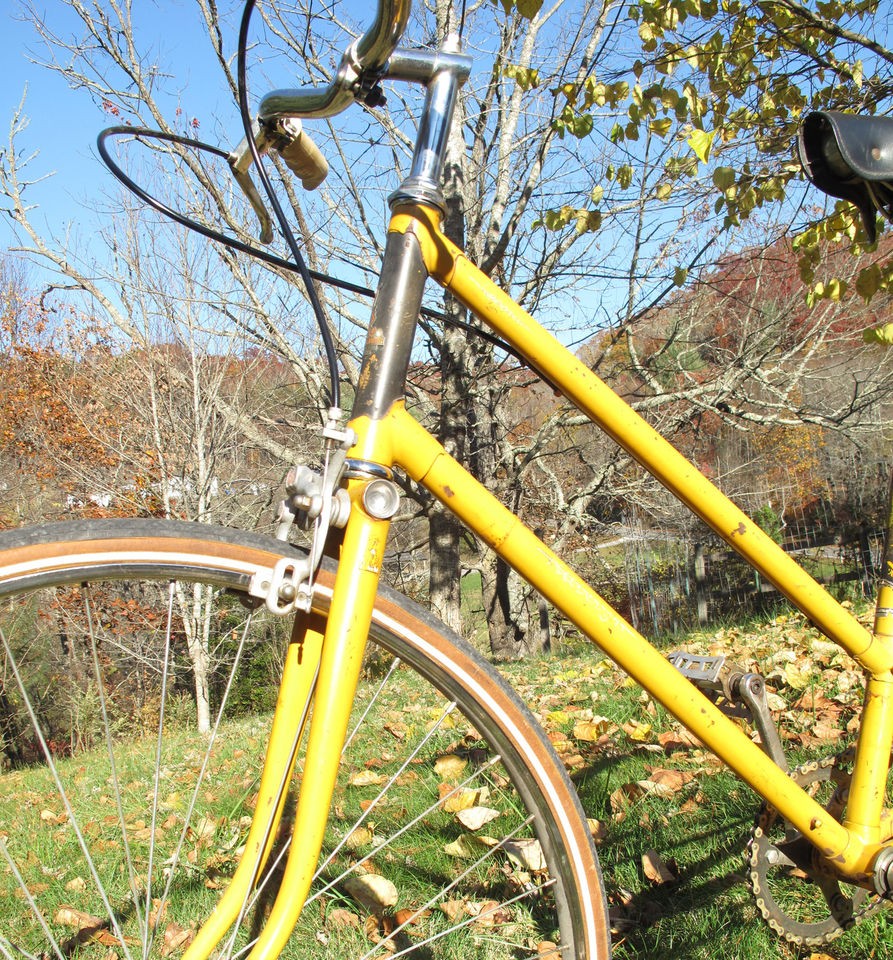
[2, 2, 892, 958]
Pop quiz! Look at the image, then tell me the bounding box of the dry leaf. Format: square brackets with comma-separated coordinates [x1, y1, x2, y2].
[148, 899, 168, 930]
[440, 900, 467, 922]
[455, 806, 500, 830]
[572, 716, 614, 742]
[348, 770, 387, 787]
[394, 907, 429, 926]
[434, 755, 468, 779]
[328, 908, 361, 928]
[383, 721, 408, 740]
[55, 906, 105, 931]
[160, 921, 194, 956]
[647, 768, 695, 793]
[444, 833, 489, 859]
[658, 729, 702, 751]
[466, 899, 504, 928]
[623, 721, 653, 742]
[65, 876, 87, 892]
[344, 825, 375, 849]
[642, 848, 677, 885]
[502, 838, 546, 872]
[587, 818, 607, 843]
[441, 785, 489, 813]
[537, 942, 561, 959]
[343, 874, 398, 914]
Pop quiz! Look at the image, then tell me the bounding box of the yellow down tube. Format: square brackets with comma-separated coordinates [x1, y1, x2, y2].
[360, 401, 881, 879]
[389, 203, 893, 677]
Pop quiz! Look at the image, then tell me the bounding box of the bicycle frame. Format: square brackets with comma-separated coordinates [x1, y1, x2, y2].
[188, 20, 893, 960]
[340, 200, 893, 882]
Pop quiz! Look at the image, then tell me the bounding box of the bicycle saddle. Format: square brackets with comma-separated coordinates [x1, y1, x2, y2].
[798, 110, 893, 242]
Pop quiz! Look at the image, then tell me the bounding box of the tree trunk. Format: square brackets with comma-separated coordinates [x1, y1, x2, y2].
[428, 37, 468, 635]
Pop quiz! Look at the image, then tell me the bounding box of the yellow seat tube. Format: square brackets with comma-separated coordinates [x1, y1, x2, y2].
[388, 204, 892, 677]
[246, 493, 390, 960]
[184, 614, 324, 960]
[377, 403, 877, 878]
[846, 674, 893, 845]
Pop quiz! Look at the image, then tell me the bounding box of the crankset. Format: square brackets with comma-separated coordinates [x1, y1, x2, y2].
[747, 753, 882, 947]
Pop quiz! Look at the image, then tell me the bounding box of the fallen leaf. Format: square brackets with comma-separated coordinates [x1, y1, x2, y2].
[343, 874, 398, 914]
[455, 806, 500, 831]
[642, 848, 677, 885]
[348, 770, 387, 787]
[440, 900, 467, 922]
[466, 899, 506, 928]
[344, 825, 375, 850]
[445, 833, 492, 859]
[573, 717, 614, 742]
[502, 838, 546, 872]
[646, 768, 695, 793]
[55, 906, 105, 931]
[328, 907, 361, 928]
[587, 818, 607, 843]
[160, 921, 194, 956]
[658, 729, 702, 751]
[623, 721, 653, 742]
[394, 907, 429, 926]
[434, 755, 468, 779]
[440, 785, 489, 813]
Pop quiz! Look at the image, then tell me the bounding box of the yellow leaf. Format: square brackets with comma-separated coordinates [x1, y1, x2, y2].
[864, 322, 893, 346]
[442, 786, 489, 813]
[784, 661, 815, 690]
[445, 833, 495, 859]
[434, 754, 468, 779]
[625, 721, 653, 742]
[348, 769, 387, 787]
[687, 128, 716, 163]
[573, 717, 614, 742]
[343, 825, 374, 850]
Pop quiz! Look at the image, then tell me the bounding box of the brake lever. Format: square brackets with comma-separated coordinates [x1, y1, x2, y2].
[229, 117, 329, 245]
[229, 120, 275, 244]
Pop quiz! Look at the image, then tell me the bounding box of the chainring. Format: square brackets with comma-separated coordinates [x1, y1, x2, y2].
[747, 753, 882, 947]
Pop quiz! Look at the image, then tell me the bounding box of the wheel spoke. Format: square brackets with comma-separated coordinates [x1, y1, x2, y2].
[0, 521, 608, 959]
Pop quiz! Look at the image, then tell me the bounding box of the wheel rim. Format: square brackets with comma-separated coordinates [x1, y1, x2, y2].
[0, 524, 606, 960]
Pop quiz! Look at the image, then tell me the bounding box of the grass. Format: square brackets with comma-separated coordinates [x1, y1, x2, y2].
[1, 658, 563, 959]
[495, 603, 893, 960]
[3, 602, 892, 960]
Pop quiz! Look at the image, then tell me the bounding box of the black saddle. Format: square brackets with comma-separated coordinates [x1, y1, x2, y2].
[798, 110, 893, 242]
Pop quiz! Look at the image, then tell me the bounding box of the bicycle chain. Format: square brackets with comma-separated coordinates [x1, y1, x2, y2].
[747, 751, 882, 947]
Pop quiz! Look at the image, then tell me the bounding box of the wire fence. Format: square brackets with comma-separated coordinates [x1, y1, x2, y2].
[612, 521, 885, 638]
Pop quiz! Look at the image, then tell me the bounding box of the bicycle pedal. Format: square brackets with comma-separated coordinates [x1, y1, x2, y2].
[667, 651, 726, 691]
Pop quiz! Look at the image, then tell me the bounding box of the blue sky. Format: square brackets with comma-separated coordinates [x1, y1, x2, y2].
[0, 1, 238, 261]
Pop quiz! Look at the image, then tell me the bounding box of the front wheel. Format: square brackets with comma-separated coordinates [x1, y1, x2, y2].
[0, 520, 610, 960]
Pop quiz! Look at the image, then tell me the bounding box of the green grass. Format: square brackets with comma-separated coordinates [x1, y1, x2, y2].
[3, 604, 892, 959]
[496, 606, 893, 960]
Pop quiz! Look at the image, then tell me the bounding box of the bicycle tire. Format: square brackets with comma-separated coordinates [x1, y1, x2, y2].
[0, 519, 610, 960]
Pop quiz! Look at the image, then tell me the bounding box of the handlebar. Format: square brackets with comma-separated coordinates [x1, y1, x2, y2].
[230, 0, 412, 239]
[259, 0, 412, 122]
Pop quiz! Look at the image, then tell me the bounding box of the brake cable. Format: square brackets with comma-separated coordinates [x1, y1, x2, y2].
[236, 0, 341, 410]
